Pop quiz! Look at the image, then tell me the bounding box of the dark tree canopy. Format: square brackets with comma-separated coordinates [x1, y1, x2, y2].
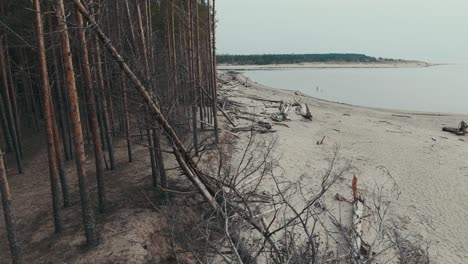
[217, 53, 399, 65]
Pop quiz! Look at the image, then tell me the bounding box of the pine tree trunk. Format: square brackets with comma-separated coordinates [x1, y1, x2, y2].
[122, 81, 133, 162]
[0, 148, 23, 264]
[32, 0, 64, 233]
[76, 3, 107, 213]
[152, 129, 168, 202]
[0, 91, 13, 152]
[56, 0, 98, 247]
[188, 0, 199, 155]
[0, 39, 23, 174]
[208, 0, 219, 143]
[5, 46, 23, 160]
[94, 39, 115, 171]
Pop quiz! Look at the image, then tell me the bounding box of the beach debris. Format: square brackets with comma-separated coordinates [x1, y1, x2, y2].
[236, 110, 267, 118]
[392, 114, 412, 118]
[352, 175, 358, 199]
[270, 101, 292, 122]
[231, 125, 276, 134]
[241, 95, 282, 104]
[317, 136, 326, 145]
[442, 121, 467, 136]
[235, 115, 272, 129]
[272, 122, 290, 128]
[334, 193, 351, 203]
[271, 113, 286, 122]
[198, 120, 241, 139]
[294, 91, 305, 96]
[294, 102, 313, 120]
[431, 137, 437, 142]
[333, 129, 341, 132]
[263, 103, 281, 108]
[343, 113, 351, 116]
[220, 107, 237, 127]
[386, 130, 405, 134]
[351, 176, 370, 258]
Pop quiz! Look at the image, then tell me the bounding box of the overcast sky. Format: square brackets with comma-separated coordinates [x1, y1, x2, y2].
[216, 0, 468, 62]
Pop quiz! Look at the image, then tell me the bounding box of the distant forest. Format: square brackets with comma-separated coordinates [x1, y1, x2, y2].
[217, 53, 399, 65]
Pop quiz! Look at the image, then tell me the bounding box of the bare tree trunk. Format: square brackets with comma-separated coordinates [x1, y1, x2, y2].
[51, 101, 71, 208]
[47, 5, 71, 207]
[147, 125, 157, 188]
[188, 0, 199, 155]
[195, 2, 206, 131]
[23, 52, 41, 132]
[0, 148, 22, 264]
[5, 46, 22, 160]
[76, 2, 107, 213]
[152, 128, 168, 202]
[56, 0, 98, 247]
[123, 0, 137, 52]
[0, 90, 13, 152]
[209, 0, 219, 143]
[136, 0, 163, 184]
[49, 40, 72, 160]
[94, 39, 115, 171]
[115, 0, 132, 162]
[33, 0, 64, 233]
[0, 38, 22, 174]
[122, 81, 132, 162]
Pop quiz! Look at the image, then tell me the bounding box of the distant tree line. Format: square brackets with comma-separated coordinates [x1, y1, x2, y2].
[217, 53, 398, 65]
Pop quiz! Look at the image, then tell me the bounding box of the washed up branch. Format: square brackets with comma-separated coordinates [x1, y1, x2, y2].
[442, 121, 467, 136]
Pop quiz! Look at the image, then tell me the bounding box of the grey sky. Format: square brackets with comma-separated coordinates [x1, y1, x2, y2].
[216, 0, 468, 62]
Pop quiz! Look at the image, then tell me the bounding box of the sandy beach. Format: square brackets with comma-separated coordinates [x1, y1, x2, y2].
[218, 71, 468, 263]
[218, 61, 432, 71]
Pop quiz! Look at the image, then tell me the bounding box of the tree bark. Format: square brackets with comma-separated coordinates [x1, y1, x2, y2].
[0, 148, 23, 264]
[208, 0, 219, 143]
[76, 2, 107, 213]
[56, 0, 98, 247]
[32, 0, 64, 232]
[0, 38, 22, 174]
[94, 39, 115, 171]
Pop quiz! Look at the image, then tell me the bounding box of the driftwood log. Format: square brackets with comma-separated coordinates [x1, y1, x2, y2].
[235, 115, 272, 129]
[271, 101, 291, 122]
[442, 121, 467, 136]
[295, 103, 313, 120]
[351, 176, 370, 258]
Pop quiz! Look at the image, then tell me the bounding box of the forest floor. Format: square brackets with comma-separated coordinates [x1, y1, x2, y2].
[0, 129, 201, 263]
[217, 71, 468, 263]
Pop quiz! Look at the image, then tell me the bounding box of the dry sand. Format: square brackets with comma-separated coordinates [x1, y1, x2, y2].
[219, 71, 468, 263]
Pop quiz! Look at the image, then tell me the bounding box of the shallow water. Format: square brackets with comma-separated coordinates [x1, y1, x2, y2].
[241, 63, 468, 114]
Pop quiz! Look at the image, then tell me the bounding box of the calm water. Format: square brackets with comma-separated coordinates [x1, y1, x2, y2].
[241, 63, 468, 114]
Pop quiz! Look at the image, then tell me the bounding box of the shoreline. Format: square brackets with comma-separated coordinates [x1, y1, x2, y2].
[218, 61, 433, 71]
[219, 70, 468, 263]
[234, 71, 467, 117]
